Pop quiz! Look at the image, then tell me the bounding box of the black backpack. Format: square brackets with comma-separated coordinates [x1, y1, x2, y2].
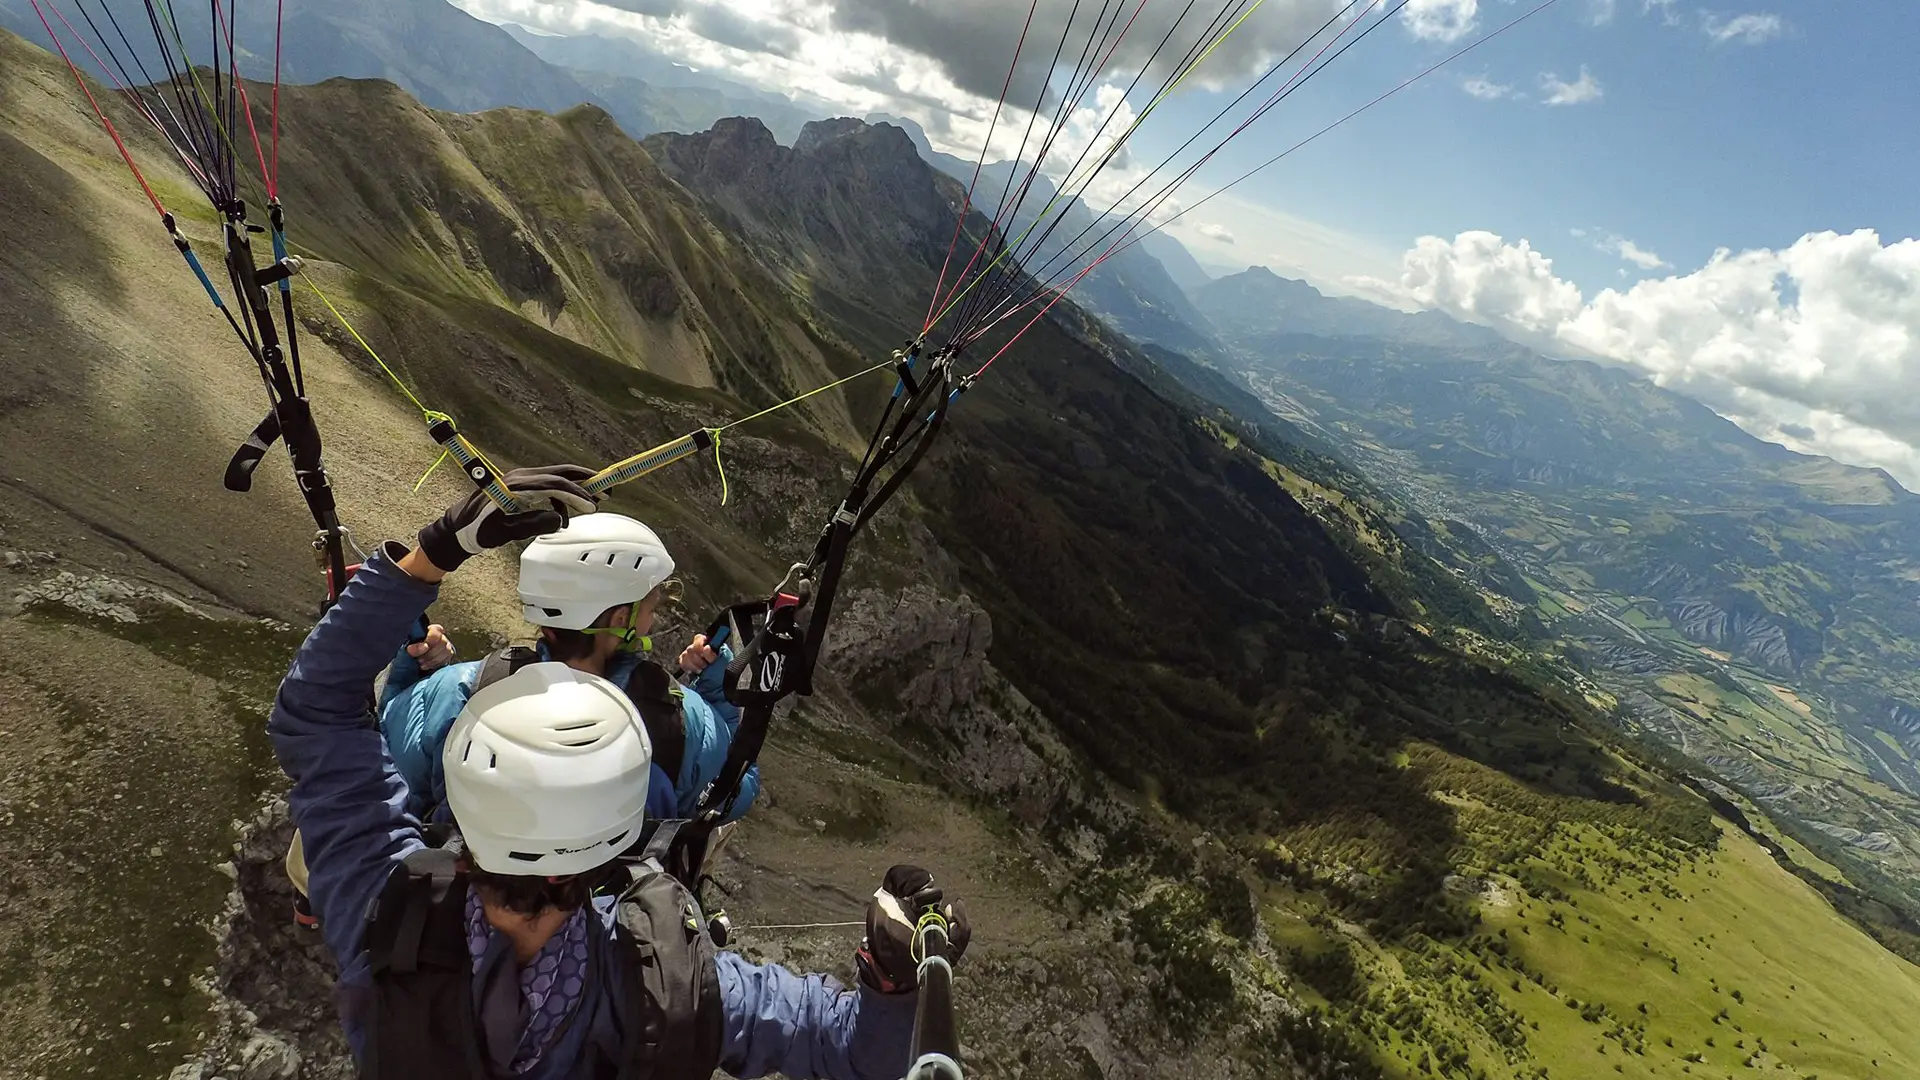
[474, 646, 689, 782]
[361, 821, 723, 1080]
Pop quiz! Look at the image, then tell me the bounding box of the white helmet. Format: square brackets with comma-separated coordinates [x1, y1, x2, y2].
[518, 513, 675, 631]
[442, 662, 652, 876]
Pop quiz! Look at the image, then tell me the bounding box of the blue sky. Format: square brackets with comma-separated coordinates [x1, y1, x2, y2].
[1134, 0, 1920, 297]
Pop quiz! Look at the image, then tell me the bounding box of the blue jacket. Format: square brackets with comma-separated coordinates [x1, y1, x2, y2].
[379, 622, 761, 826]
[268, 546, 914, 1079]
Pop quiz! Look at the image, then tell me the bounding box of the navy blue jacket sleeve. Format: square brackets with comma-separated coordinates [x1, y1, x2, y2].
[715, 952, 917, 1080]
[268, 545, 435, 974]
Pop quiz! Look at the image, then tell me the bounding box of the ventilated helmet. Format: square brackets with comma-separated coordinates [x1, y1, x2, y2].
[518, 513, 675, 631]
[442, 662, 652, 876]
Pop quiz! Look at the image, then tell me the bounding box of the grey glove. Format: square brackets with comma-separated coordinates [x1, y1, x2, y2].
[416, 464, 598, 572]
[856, 865, 971, 994]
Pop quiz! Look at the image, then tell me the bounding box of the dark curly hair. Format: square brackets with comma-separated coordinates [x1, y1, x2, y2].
[463, 861, 599, 917]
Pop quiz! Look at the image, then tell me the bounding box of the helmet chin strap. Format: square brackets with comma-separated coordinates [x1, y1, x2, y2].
[580, 624, 650, 652]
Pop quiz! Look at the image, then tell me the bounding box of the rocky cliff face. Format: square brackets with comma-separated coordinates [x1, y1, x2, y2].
[644, 117, 953, 322]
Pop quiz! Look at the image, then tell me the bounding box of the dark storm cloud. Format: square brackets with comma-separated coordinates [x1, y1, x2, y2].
[592, 0, 685, 17]
[827, 0, 1347, 105]
[687, 4, 806, 57]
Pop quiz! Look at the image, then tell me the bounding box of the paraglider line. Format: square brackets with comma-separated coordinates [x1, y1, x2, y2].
[948, 0, 1164, 337]
[1133, 0, 1567, 255]
[28, 0, 164, 216]
[924, 0, 1040, 335]
[958, 0, 1372, 341]
[272, 0, 284, 195]
[209, 0, 273, 197]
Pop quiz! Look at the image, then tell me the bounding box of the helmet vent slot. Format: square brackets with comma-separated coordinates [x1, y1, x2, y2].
[606, 552, 619, 565]
[578, 551, 593, 562]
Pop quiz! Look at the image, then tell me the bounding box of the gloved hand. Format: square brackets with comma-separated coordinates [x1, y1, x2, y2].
[416, 464, 599, 573]
[855, 865, 970, 994]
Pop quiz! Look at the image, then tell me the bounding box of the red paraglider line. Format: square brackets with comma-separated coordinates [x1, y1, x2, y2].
[28, 0, 165, 217]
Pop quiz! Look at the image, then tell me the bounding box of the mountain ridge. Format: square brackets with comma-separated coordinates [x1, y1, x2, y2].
[1196, 264, 1514, 352]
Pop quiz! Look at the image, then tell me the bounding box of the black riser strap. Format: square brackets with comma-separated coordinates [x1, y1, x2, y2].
[225, 409, 281, 492]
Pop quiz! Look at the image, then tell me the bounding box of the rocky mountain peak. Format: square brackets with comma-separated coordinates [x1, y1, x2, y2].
[793, 115, 867, 153]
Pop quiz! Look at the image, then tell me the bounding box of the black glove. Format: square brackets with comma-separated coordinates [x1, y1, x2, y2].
[856, 865, 971, 994]
[416, 464, 599, 573]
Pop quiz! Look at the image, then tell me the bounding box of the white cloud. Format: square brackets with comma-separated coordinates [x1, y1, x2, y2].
[1388, 232, 1586, 335]
[1360, 229, 1920, 487]
[1541, 66, 1604, 106]
[1197, 222, 1237, 246]
[1461, 75, 1512, 101]
[1702, 11, 1784, 45]
[1612, 239, 1667, 270]
[1400, 0, 1479, 42]
[469, 0, 1368, 113]
[1582, 231, 1670, 270]
[1643, 0, 1684, 27]
[1586, 0, 1618, 25]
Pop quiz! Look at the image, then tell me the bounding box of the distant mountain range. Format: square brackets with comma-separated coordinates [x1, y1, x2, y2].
[1193, 266, 1512, 351]
[0, 0, 814, 143]
[499, 23, 817, 144]
[1194, 263, 1920, 897]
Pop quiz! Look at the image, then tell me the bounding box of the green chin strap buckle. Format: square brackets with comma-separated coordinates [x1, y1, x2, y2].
[582, 626, 652, 653]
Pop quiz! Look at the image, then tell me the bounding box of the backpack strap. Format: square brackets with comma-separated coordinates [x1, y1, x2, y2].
[363, 846, 486, 1080]
[625, 660, 688, 784]
[473, 644, 542, 693]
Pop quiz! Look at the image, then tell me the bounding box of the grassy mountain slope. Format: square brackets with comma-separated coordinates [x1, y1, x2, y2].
[6, 27, 1920, 1080]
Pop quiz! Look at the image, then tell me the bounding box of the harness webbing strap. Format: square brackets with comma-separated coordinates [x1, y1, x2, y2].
[391, 874, 434, 975]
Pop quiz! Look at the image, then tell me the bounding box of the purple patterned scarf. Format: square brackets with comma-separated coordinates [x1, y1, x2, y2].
[465, 890, 592, 1074]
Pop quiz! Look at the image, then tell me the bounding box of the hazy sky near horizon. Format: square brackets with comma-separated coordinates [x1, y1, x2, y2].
[462, 0, 1920, 485]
